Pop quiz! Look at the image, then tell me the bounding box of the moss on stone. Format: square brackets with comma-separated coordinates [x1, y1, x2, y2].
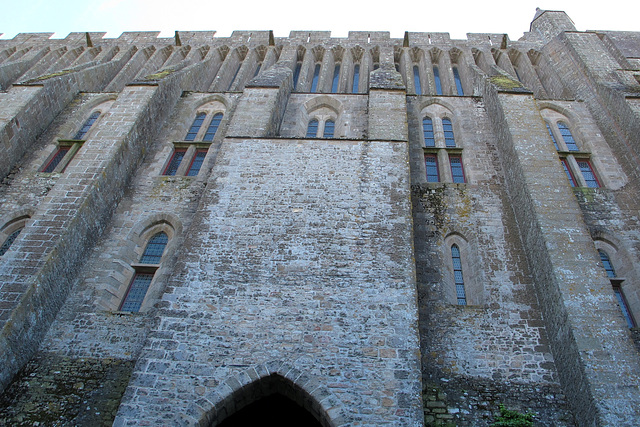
[489, 75, 523, 90]
[143, 69, 174, 81]
[0, 354, 134, 426]
[26, 69, 74, 83]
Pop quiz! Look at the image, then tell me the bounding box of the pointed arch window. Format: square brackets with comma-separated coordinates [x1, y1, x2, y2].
[557, 121, 578, 151]
[253, 62, 262, 77]
[547, 123, 559, 150]
[352, 64, 360, 93]
[422, 116, 465, 184]
[185, 112, 206, 141]
[311, 64, 321, 92]
[203, 113, 223, 142]
[0, 228, 22, 256]
[323, 120, 335, 138]
[453, 67, 464, 95]
[228, 63, 241, 90]
[306, 119, 319, 137]
[331, 64, 340, 93]
[413, 66, 422, 95]
[165, 111, 222, 177]
[293, 62, 302, 90]
[598, 249, 636, 328]
[42, 110, 101, 173]
[433, 66, 443, 95]
[73, 111, 100, 140]
[451, 244, 467, 305]
[598, 250, 616, 278]
[121, 231, 169, 312]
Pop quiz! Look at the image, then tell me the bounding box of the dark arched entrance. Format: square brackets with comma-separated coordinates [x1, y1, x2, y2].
[210, 373, 333, 426]
[218, 393, 322, 427]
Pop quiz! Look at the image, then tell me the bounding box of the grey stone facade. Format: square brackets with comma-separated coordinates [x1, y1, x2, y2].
[1, 8, 639, 426]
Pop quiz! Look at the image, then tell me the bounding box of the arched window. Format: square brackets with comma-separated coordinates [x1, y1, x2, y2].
[557, 121, 578, 151]
[140, 232, 168, 264]
[598, 249, 636, 327]
[0, 227, 23, 256]
[253, 62, 262, 77]
[73, 111, 100, 140]
[311, 64, 320, 93]
[185, 112, 206, 141]
[514, 67, 522, 82]
[203, 113, 223, 142]
[546, 123, 559, 150]
[165, 110, 222, 177]
[433, 66, 442, 95]
[451, 244, 467, 305]
[423, 117, 435, 147]
[42, 106, 107, 173]
[352, 64, 360, 93]
[413, 66, 422, 95]
[453, 67, 464, 95]
[323, 120, 335, 138]
[598, 250, 616, 278]
[442, 118, 455, 147]
[120, 232, 168, 312]
[306, 119, 319, 138]
[293, 62, 302, 90]
[228, 63, 241, 91]
[331, 64, 340, 93]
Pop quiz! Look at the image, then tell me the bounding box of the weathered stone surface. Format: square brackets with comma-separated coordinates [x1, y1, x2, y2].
[0, 8, 639, 426]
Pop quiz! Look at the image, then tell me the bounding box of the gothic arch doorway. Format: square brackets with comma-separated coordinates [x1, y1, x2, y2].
[211, 373, 333, 426]
[217, 393, 322, 426]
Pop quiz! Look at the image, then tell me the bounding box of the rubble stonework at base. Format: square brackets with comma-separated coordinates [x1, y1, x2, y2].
[1, 8, 640, 426]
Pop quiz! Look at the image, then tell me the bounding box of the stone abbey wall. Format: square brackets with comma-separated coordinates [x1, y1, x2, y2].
[1, 9, 639, 426]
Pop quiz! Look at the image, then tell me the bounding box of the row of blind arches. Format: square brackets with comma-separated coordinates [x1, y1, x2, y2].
[292, 60, 465, 96]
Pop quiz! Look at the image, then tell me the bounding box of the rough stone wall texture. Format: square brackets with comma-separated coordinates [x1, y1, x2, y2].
[1, 8, 640, 426]
[114, 137, 421, 425]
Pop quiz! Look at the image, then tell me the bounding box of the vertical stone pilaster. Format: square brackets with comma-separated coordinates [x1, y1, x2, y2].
[482, 77, 640, 426]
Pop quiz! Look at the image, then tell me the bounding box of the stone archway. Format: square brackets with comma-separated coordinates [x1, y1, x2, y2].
[217, 392, 322, 427]
[204, 365, 342, 427]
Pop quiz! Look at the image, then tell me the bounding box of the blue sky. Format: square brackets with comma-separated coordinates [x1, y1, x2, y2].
[1, 0, 638, 41]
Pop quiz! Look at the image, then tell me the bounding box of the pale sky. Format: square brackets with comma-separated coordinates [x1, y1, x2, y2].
[1, 0, 638, 41]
